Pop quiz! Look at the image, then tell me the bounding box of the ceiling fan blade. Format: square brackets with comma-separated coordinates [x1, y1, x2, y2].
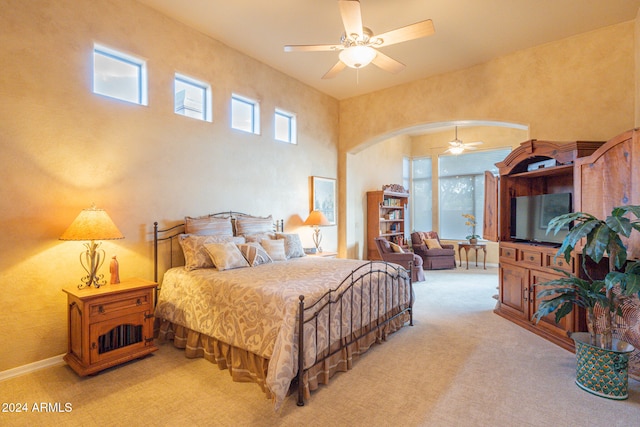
[371, 51, 405, 74]
[373, 19, 435, 47]
[322, 61, 347, 79]
[284, 44, 342, 52]
[339, 0, 363, 40]
[464, 141, 483, 146]
[464, 146, 478, 150]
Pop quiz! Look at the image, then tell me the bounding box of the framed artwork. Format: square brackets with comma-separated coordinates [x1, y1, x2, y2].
[311, 176, 336, 225]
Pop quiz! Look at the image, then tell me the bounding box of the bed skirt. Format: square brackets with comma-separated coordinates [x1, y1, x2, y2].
[155, 313, 410, 404]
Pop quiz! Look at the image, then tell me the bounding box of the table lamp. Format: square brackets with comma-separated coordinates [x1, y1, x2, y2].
[60, 204, 124, 289]
[303, 210, 330, 253]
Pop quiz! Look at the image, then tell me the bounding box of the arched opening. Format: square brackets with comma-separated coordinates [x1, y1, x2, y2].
[344, 120, 529, 261]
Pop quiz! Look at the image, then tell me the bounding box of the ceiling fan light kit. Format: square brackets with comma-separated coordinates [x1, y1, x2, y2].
[339, 45, 377, 68]
[284, 0, 434, 79]
[445, 126, 483, 154]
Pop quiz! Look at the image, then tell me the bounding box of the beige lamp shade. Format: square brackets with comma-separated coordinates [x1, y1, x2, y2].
[303, 210, 331, 227]
[60, 205, 124, 241]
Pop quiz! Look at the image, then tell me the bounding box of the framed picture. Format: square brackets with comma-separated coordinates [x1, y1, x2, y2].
[311, 176, 336, 225]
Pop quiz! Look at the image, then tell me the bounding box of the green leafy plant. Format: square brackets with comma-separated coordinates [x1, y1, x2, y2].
[462, 213, 480, 240]
[534, 205, 640, 349]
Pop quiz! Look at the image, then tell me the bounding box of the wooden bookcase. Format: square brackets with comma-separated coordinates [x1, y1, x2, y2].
[367, 190, 409, 260]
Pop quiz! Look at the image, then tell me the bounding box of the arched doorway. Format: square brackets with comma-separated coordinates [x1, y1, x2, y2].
[342, 120, 529, 261]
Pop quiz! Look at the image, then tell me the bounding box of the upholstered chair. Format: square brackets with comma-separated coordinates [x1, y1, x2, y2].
[410, 231, 456, 270]
[374, 237, 425, 282]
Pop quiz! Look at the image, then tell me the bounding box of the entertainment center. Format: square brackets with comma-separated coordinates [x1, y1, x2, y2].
[492, 138, 604, 350]
[492, 129, 640, 361]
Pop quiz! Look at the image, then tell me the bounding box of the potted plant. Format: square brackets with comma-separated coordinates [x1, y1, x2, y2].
[534, 205, 640, 399]
[462, 213, 480, 244]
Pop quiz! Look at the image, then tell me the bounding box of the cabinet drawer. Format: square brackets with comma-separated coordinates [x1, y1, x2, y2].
[89, 290, 151, 318]
[545, 253, 573, 274]
[519, 249, 542, 267]
[500, 246, 516, 261]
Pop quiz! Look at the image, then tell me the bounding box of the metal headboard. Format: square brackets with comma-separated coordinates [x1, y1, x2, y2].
[153, 211, 284, 283]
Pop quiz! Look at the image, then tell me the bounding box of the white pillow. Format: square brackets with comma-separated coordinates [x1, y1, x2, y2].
[204, 241, 250, 271]
[261, 239, 287, 261]
[179, 234, 245, 270]
[276, 233, 306, 258]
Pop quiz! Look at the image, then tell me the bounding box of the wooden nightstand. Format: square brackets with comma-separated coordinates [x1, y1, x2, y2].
[307, 251, 338, 258]
[62, 278, 158, 376]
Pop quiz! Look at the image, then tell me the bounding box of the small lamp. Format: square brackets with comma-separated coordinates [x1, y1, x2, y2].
[303, 210, 330, 253]
[60, 204, 124, 289]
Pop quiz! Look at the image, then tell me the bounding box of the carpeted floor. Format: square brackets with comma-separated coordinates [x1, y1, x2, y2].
[1, 267, 639, 426]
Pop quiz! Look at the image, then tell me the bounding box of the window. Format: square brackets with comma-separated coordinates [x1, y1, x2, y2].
[174, 74, 211, 122]
[438, 149, 510, 240]
[274, 108, 297, 144]
[231, 94, 260, 134]
[412, 157, 433, 232]
[93, 44, 147, 105]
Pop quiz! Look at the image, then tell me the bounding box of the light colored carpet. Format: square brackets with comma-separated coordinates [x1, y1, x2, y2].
[1, 267, 639, 426]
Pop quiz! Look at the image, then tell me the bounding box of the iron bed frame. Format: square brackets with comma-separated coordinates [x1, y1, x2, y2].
[152, 211, 414, 406]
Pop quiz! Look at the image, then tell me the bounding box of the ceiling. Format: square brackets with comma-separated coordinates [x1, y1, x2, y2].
[136, 0, 640, 100]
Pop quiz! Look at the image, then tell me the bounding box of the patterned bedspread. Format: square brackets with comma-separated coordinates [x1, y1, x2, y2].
[154, 257, 410, 408]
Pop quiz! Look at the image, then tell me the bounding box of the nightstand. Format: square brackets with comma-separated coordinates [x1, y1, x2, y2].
[62, 278, 158, 376]
[307, 251, 338, 258]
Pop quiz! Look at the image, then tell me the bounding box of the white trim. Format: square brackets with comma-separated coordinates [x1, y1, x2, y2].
[0, 354, 65, 382]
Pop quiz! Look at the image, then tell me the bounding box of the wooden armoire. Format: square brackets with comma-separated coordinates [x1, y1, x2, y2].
[489, 128, 640, 356]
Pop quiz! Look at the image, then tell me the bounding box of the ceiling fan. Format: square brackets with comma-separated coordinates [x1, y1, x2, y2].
[284, 0, 435, 79]
[445, 127, 483, 154]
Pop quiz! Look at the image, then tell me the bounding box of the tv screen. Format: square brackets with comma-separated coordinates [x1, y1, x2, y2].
[510, 193, 572, 244]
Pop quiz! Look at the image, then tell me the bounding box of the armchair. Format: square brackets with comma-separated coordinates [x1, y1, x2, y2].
[374, 237, 425, 282]
[411, 231, 456, 270]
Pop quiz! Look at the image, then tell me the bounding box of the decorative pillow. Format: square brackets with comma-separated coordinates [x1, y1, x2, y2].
[237, 242, 273, 266]
[179, 234, 245, 270]
[184, 215, 233, 236]
[235, 215, 274, 236]
[389, 242, 405, 253]
[244, 232, 276, 243]
[276, 233, 306, 259]
[424, 238, 442, 249]
[261, 238, 287, 261]
[204, 241, 249, 271]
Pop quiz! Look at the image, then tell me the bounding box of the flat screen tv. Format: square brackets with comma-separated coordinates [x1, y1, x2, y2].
[510, 193, 572, 245]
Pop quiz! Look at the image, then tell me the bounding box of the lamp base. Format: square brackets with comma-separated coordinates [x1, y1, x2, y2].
[78, 241, 107, 289]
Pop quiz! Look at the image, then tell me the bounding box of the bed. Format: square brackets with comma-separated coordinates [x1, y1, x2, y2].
[153, 212, 414, 409]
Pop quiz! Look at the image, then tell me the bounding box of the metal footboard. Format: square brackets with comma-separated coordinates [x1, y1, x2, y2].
[296, 261, 413, 406]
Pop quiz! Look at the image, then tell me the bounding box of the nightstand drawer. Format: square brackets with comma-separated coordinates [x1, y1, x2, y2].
[89, 290, 151, 318]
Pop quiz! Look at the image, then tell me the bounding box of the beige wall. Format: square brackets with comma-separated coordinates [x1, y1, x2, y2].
[339, 21, 637, 260]
[346, 134, 411, 260]
[0, 0, 339, 371]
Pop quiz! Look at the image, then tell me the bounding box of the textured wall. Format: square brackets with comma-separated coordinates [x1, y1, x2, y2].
[0, 0, 338, 371]
[339, 21, 636, 257]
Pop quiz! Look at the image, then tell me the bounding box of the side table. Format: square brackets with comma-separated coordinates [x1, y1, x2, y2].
[457, 242, 487, 269]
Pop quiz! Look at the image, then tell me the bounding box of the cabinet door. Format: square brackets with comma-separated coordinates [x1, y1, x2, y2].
[499, 264, 529, 320]
[483, 171, 499, 242]
[530, 270, 574, 336]
[90, 311, 148, 364]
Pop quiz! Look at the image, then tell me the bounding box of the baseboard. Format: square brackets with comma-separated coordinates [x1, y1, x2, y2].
[0, 354, 65, 382]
